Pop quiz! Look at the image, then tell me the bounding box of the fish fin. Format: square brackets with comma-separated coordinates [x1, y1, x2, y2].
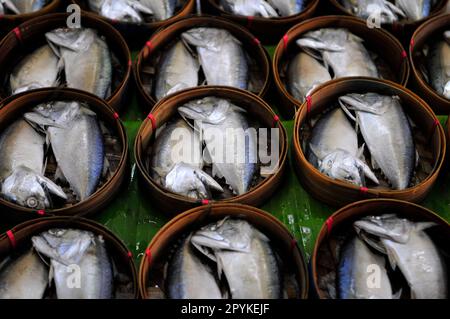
[371, 156, 379, 170]
[415, 222, 437, 232]
[3, 0, 20, 14]
[259, 1, 279, 18]
[23, 112, 64, 129]
[296, 38, 343, 52]
[338, 99, 357, 122]
[385, 0, 406, 17]
[36, 175, 68, 200]
[359, 160, 379, 185]
[385, 245, 398, 270]
[203, 147, 214, 167]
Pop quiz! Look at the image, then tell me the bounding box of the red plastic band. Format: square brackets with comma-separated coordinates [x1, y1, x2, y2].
[401, 50, 407, 59]
[6, 230, 16, 249]
[201, 199, 209, 205]
[360, 187, 369, 194]
[113, 112, 119, 120]
[128, 60, 132, 67]
[306, 95, 312, 114]
[146, 41, 153, 53]
[326, 217, 334, 234]
[410, 38, 415, 50]
[283, 34, 288, 50]
[147, 113, 156, 130]
[13, 27, 22, 44]
[273, 115, 280, 127]
[247, 16, 254, 28]
[145, 248, 152, 263]
[433, 118, 440, 127]
[127, 251, 133, 259]
[37, 210, 45, 216]
[253, 37, 261, 46]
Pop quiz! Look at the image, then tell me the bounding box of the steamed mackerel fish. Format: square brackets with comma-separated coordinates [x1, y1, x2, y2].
[287, 52, 331, 101]
[179, 97, 258, 196]
[10, 44, 60, 94]
[339, 237, 395, 299]
[267, 0, 304, 16]
[0, 119, 67, 209]
[32, 229, 113, 299]
[46, 28, 112, 99]
[24, 101, 104, 201]
[428, 31, 450, 99]
[182, 28, 249, 90]
[395, 0, 432, 21]
[167, 236, 223, 299]
[0, 0, 46, 14]
[140, 0, 177, 21]
[151, 118, 223, 199]
[89, 0, 154, 23]
[220, 0, 279, 17]
[191, 218, 282, 299]
[155, 40, 199, 101]
[339, 93, 415, 190]
[308, 108, 378, 187]
[340, 0, 405, 23]
[0, 249, 48, 299]
[354, 215, 447, 299]
[297, 28, 379, 78]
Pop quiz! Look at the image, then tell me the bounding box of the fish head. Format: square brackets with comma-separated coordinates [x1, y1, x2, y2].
[178, 98, 231, 125]
[31, 229, 94, 265]
[1, 166, 67, 209]
[191, 218, 253, 253]
[164, 162, 223, 200]
[354, 214, 414, 244]
[317, 149, 366, 186]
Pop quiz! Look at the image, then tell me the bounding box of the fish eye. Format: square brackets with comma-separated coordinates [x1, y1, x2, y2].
[26, 197, 39, 208]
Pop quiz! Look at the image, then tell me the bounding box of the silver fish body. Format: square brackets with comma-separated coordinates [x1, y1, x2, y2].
[167, 237, 223, 299]
[179, 97, 258, 195]
[220, 0, 279, 17]
[10, 44, 60, 94]
[140, 0, 176, 21]
[428, 34, 450, 99]
[91, 0, 154, 23]
[308, 108, 378, 187]
[24, 101, 104, 201]
[5, 0, 46, 14]
[155, 40, 199, 101]
[32, 229, 113, 299]
[341, 0, 405, 23]
[0, 119, 67, 208]
[191, 218, 282, 299]
[0, 249, 48, 299]
[287, 52, 331, 101]
[395, 0, 431, 21]
[354, 215, 447, 299]
[151, 118, 223, 199]
[339, 93, 415, 190]
[297, 28, 379, 78]
[267, 0, 304, 16]
[338, 236, 394, 299]
[182, 28, 249, 90]
[46, 28, 112, 99]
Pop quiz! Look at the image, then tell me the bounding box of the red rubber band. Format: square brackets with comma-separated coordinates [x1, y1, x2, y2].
[410, 38, 415, 50]
[253, 37, 261, 46]
[127, 251, 133, 259]
[360, 187, 369, 194]
[146, 41, 153, 53]
[113, 112, 119, 120]
[326, 217, 334, 234]
[433, 118, 440, 127]
[201, 199, 209, 205]
[273, 115, 280, 127]
[247, 16, 254, 28]
[6, 230, 16, 249]
[290, 238, 297, 251]
[401, 50, 407, 59]
[13, 27, 22, 44]
[37, 210, 45, 216]
[283, 34, 288, 50]
[147, 113, 156, 131]
[306, 95, 312, 114]
[145, 248, 152, 263]
[128, 60, 132, 67]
